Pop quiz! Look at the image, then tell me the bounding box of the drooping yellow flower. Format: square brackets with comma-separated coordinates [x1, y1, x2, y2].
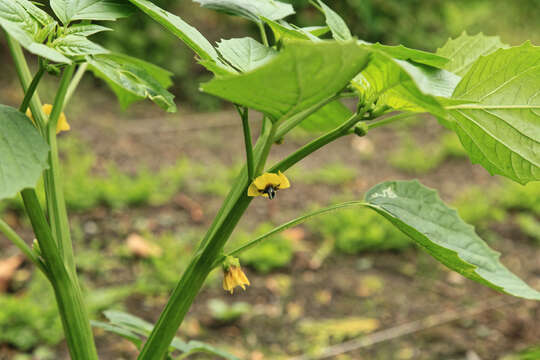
[26, 104, 70, 134]
[247, 171, 290, 199]
[222, 256, 250, 294]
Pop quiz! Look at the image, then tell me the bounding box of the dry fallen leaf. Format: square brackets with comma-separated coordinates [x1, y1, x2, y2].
[126, 234, 162, 258]
[0, 255, 24, 292]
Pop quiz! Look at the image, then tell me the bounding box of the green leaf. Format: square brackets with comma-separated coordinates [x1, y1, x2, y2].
[352, 52, 459, 117]
[262, 17, 311, 41]
[103, 53, 174, 89]
[52, 35, 108, 56]
[13, 0, 55, 26]
[125, 0, 216, 61]
[87, 54, 176, 112]
[224, 179, 539, 300]
[364, 42, 449, 68]
[91, 321, 142, 348]
[201, 40, 371, 122]
[436, 31, 508, 76]
[0, 1, 71, 63]
[299, 100, 352, 132]
[65, 24, 112, 36]
[0, 105, 49, 200]
[217, 37, 277, 72]
[175, 341, 240, 360]
[444, 42, 540, 184]
[103, 310, 154, 334]
[193, 0, 295, 23]
[0, 0, 38, 36]
[51, 0, 133, 25]
[316, 0, 351, 41]
[303, 26, 330, 37]
[98, 311, 238, 359]
[365, 180, 540, 300]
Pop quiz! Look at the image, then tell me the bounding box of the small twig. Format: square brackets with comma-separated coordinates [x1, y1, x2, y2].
[290, 296, 520, 360]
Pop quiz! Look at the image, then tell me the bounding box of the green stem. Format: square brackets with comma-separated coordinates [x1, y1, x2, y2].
[45, 64, 76, 273]
[19, 63, 45, 114]
[0, 218, 46, 273]
[5, 32, 47, 134]
[138, 122, 278, 360]
[64, 63, 87, 109]
[236, 105, 254, 180]
[139, 109, 364, 359]
[367, 111, 418, 130]
[258, 21, 269, 46]
[220, 201, 366, 264]
[270, 112, 362, 172]
[21, 189, 98, 360]
[7, 33, 98, 359]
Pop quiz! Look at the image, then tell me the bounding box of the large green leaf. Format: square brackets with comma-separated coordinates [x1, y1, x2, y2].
[13, 0, 55, 26]
[316, 0, 351, 41]
[216, 37, 276, 72]
[352, 52, 460, 117]
[299, 100, 352, 132]
[193, 0, 294, 23]
[51, 0, 133, 25]
[444, 42, 540, 184]
[365, 42, 449, 68]
[127, 0, 216, 62]
[52, 35, 108, 56]
[436, 32, 508, 76]
[223, 179, 539, 300]
[0, 0, 71, 63]
[87, 54, 176, 112]
[95, 311, 239, 359]
[365, 180, 540, 300]
[0, 105, 49, 200]
[201, 40, 371, 122]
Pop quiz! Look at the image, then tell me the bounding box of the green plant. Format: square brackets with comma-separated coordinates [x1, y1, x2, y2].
[1, 1, 539, 360]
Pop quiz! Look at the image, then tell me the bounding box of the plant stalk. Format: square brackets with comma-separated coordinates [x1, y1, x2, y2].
[21, 189, 98, 360]
[139, 107, 365, 359]
[45, 64, 77, 273]
[7, 33, 98, 359]
[138, 121, 277, 359]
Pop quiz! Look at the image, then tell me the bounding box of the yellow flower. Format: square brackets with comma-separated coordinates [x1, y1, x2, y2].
[247, 171, 290, 199]
[26, 104, 70, 134]
[222, 257, 250, 294]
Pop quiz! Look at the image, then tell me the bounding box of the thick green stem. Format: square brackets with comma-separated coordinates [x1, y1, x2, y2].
[0, 219, 46, 273]
[21, 189, 98, 360]
[7, 33, 98, 359]
[19, 63, 45, 114]
[45, 65, 76, 272]
[270, 112, 362, 172]
[139, 108, 362, 359]
[138, 122, 277, 359]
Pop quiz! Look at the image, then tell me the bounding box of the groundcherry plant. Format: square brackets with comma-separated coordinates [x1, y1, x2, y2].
[1, 0, 539, 359]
